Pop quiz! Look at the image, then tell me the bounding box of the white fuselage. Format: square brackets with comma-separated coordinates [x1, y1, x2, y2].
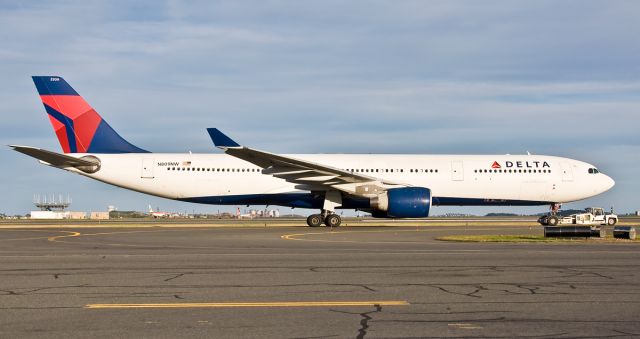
[64, 153, 614, 208]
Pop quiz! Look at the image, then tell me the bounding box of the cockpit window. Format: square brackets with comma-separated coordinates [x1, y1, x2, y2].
[588, 168, 600, 174]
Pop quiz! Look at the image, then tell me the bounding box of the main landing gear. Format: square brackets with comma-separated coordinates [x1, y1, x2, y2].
[306, 211, 342, 227]
[306, 190, 343, 227]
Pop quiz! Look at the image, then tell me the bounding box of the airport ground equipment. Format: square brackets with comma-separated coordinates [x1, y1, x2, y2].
[544, 226, 601, 238]
[613, 226, 636, 240]
[538, 207, 617, 226]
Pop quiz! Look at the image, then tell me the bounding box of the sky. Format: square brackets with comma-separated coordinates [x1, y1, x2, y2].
[1, 0, 639, 216]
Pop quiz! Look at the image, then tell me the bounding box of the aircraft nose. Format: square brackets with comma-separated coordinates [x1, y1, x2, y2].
[603, 174, 615, 192]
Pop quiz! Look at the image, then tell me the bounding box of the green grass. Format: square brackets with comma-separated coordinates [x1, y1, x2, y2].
[437, 235, 639, 243]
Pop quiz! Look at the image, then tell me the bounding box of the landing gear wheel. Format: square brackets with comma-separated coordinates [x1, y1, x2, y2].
[537, 216, 549, 226]
[306, 214, 323, 227]
[325, 214, 342, 227]
[608, 218, 617, 226]
[547, 215, 559, 226]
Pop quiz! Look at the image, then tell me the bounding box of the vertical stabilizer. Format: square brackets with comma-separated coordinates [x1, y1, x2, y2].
[32, 76, 148, 153]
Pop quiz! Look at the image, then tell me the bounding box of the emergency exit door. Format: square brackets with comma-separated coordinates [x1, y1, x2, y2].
[141, 158, 154, 179]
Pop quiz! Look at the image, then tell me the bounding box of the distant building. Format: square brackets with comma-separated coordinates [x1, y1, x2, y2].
[636, 211, 640, 217]
[30, 211, 86, 219]
[69, 211, 87, 219]
[31, 211, 66, 219]
[90, 212, 110, 220]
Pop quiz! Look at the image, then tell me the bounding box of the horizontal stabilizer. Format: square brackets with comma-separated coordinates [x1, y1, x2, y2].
[207, 128, 241, 148]
[10, 145, 100, 171]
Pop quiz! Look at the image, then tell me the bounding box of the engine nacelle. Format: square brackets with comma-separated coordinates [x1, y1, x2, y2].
[370, 187, 432, 218]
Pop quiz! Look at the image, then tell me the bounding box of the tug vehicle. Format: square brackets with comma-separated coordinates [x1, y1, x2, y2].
[538, 207, 617, 226]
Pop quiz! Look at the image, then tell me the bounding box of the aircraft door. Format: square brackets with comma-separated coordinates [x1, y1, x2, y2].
[451, 161, 464, 181]
[141, 158, 155, 179]
[560, 162, 573, 182]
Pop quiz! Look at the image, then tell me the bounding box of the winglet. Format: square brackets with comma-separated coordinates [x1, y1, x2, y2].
[207, 128, 241, 148]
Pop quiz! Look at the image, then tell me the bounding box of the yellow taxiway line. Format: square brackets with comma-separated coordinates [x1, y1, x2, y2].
[47, 231, 81, 242]
[86, 300, 409, 309]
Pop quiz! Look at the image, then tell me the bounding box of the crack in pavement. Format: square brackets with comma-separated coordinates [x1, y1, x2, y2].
[357, 304, 381, 339]
[554, 267, 615, 280]
[164, 273, 186, 282]
[432, 284, 487, 298]
[328, 304, 383, 339]
[0, 284, 90, 296]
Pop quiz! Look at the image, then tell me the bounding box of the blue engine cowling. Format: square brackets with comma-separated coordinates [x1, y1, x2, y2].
[371, 187, 432, 218]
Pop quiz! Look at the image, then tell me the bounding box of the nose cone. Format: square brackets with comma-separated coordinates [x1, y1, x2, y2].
[602, 174, 615, 192]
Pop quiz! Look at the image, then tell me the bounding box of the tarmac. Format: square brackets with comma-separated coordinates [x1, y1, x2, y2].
[1, 221, 639, 338]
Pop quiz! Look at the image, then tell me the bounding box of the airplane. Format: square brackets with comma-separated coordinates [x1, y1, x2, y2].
[11, 76, 615, 227]
[236, 207, 255, 219]
[148, 205, 174, 218]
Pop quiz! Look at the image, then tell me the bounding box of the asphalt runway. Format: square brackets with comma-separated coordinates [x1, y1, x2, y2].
[1, 224, 639, 338]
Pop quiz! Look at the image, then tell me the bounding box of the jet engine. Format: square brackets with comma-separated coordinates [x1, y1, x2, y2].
[370, 187, 431, 218]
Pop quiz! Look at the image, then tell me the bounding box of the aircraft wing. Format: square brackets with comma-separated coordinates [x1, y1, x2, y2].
[10, 145, 100, 171]
[207, 129, 407, 197]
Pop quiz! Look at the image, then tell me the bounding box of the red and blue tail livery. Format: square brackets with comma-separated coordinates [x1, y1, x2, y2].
[32, 76, 147, 154]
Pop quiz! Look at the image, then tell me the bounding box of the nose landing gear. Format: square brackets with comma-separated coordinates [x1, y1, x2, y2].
[538, 203, 561, 226]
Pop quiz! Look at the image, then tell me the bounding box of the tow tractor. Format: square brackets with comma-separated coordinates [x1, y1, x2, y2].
[538, 207, 618, 226]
